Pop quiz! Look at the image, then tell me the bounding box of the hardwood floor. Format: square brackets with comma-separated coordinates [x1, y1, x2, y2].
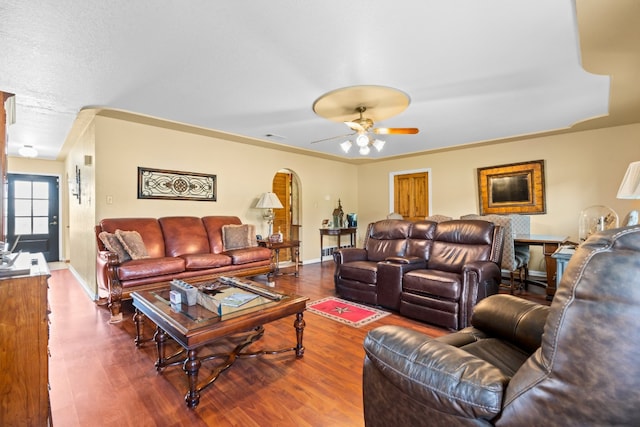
[48, 262, 547, 427]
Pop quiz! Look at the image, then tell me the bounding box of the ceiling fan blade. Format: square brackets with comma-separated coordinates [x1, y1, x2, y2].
[373, 127, 419, 135]
[310, 132, 356, 144]
[344, 121, 366, 133]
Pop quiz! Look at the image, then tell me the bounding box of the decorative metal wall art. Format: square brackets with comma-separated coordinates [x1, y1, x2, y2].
[137, 167, 217, 201]
[477, 160, 546, 215]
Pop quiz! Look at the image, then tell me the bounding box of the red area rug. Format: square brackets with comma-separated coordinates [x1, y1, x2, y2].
[306, 297, 390, 327]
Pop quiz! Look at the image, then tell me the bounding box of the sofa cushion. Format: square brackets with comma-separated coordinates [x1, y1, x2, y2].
[222, 224, 257, 250]
[202, 216, 243, 254]
[115, 229, 150, 260]
[224, 247, 271, 265]
[340, 261, 379, 284]
[159, 216, 210, 257]
[99, 218, 165, 258]
[98, 231, 131, 262]
[181, 253, 233, 270]
[403, 269, 462, 300]
[428, 220, 494, 273]
[117, 257, 185, 281]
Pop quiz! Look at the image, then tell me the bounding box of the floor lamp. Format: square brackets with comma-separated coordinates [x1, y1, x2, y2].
[617, 161, 640, 226]
[255, 192, 284, 236]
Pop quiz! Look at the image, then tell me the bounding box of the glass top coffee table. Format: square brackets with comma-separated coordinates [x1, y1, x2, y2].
[131, 277, 308, 408]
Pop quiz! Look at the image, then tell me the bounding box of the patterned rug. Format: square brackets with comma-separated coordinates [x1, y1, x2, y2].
[306, 297, 391, 327]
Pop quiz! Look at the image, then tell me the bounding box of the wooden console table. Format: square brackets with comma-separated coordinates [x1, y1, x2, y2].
[515, 234, 568, 300]
[319, 227, 357, 262]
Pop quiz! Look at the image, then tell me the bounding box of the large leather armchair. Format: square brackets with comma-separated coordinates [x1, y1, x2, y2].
[363, 225, 640, 426]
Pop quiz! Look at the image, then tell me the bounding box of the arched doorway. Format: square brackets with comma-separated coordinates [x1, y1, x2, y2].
[272, 169, 301, 261]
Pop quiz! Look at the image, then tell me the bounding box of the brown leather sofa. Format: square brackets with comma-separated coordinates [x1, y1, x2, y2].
[363, 225, 640, 426]
[95, 216, 271, 322]
[334, 219, 503, 330]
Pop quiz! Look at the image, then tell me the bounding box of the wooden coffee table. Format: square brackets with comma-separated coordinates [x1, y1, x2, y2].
[131, 280, 308, 408]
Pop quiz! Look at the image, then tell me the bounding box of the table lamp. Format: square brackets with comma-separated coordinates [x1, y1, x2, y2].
[617, 161, 640, 226]
[255, 192, 283, 236]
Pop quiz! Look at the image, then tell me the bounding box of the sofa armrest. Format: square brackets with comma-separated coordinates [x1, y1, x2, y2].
[376, 259, 426, 310]
[333, 247, 368, 264]
[364, 325, 508, 419]
[385, 256, 424, 265]
[464, 260, 501, 298]
[96, 250, 123, 322]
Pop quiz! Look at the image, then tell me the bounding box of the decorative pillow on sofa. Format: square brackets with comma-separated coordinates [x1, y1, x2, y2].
[222, 224, 257, 250]
[115, 229, 150, 260]
[98, 231, 131, 263]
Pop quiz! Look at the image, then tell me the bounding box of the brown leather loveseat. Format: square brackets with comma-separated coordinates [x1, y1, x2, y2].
[95, 216, 271, 322]
[334, 219, 503, 330]
[363, 225, 640, 426]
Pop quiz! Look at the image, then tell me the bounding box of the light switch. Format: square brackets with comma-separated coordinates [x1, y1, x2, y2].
[106, 195, 113, 204]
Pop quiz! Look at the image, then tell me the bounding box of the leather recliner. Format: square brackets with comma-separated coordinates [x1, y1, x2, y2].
[333, 219, 415, 307]
[362, 225, 640, 426]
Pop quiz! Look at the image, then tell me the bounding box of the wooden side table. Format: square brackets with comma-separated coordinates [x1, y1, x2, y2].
[258, 240, 301, 277]
[319, 227, 357, 262]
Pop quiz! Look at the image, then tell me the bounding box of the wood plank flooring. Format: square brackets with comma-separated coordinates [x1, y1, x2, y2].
[48, 262, 547, 427]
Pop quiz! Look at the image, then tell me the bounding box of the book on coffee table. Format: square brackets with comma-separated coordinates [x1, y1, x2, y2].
[196, 287, 266, 316]
[220, 292, 259, 307]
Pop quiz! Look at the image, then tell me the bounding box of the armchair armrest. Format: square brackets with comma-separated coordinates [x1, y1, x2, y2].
[364, 325, 507, 419]
[471, 294, 549, 353]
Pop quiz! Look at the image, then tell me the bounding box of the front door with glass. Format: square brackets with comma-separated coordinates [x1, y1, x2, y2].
[6, 174, 60, 262]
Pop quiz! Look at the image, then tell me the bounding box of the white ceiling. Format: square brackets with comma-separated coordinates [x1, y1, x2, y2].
[1, 0, 638, 161]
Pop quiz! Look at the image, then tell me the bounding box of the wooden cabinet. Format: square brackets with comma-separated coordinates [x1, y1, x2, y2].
[0, 253, 51, 426]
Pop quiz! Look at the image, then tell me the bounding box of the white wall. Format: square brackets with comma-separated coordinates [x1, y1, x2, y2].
[356, 123, 640, 271]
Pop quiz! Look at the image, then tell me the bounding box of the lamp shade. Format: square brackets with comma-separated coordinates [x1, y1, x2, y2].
[617, 161, 640, 199]
[255, 192, 283, 209]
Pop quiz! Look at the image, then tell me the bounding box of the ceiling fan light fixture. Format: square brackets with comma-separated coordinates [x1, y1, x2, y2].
[340, 140, 352, 153]
[359, 145, 371, 156]
[372, 139, 386, 152]
[356, 134, 369, 147]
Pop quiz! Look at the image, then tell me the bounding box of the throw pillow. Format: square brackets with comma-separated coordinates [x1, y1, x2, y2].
[98, 231, 131, 263]
[115, 229, 150, 260]
[222, 224, 257, 250]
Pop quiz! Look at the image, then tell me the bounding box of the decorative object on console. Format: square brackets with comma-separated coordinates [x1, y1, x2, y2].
[137, 167, 217, 201]
[332, 199, 345, 228]
[347, 213, 357, 227]
[477, 160, 546, 215]
[255, 192, 284, 236]
[617, 161, 640, 226]
[578, 205, 619, 242]
[310, 85, 419, 156]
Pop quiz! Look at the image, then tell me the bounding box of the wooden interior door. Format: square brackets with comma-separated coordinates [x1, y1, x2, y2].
[394, 172, 429, 221]
[272, 172, 292, 260]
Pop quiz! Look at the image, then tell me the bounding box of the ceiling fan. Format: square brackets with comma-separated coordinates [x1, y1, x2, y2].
[311, 85, 419, 155]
